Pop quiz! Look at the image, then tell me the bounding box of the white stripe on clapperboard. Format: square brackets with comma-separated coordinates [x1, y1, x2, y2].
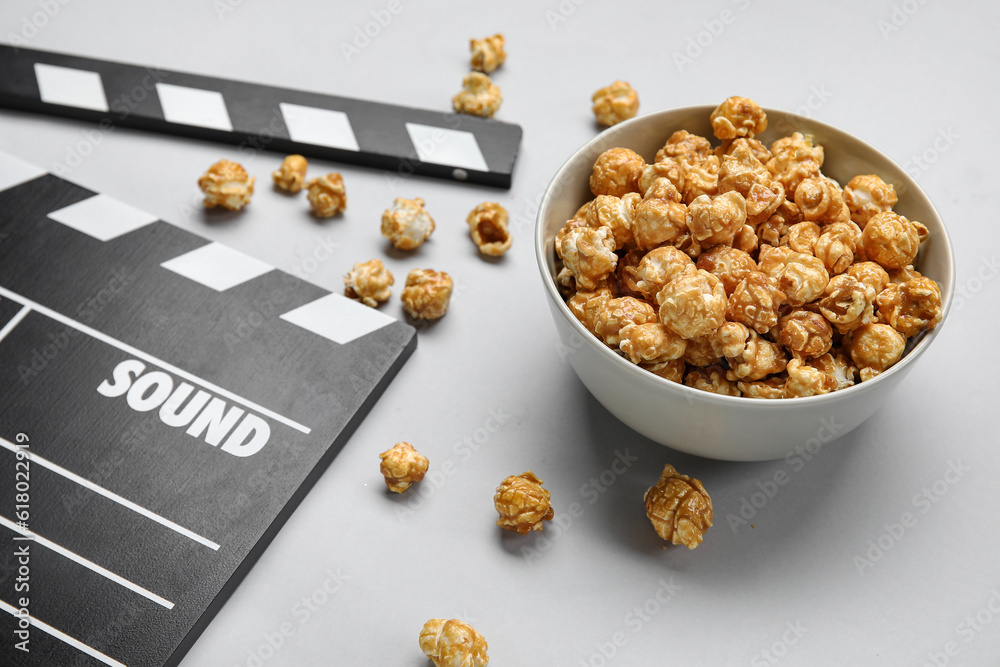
[0, 599, 126, 667]
[0, 285, 311, 434]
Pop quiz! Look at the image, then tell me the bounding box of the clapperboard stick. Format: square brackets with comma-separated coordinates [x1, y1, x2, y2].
[0, 44, 522, 188]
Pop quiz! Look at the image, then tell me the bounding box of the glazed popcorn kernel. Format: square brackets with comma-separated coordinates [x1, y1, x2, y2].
[709, 96, 767, 140]
[777, 309, 833, 360]
[682, 331, 725, 367]
[198, 159, 255, 211]
[271, 154, 308, 194]
[786, 221, 822, 255]
[494, 471, 554, 534]
[587, 193, 640, 250]
[732, 223, 759, 255]
[567, 287, 614, 335]
[344, 258, 394, 308]
[639, 158, 685, 197]
[590, 147, 645, 197]
[793, 176, 850, 224]
[850, 322, 906, 381]
[814, 221, 863, 275]
[644, 464, 713, 549]
[467, 202, 512, 256]
[452, 72, 502, 118]
[656, 269, 728, 340]
[718, 143, 784, 225]
[876, 277, 943, 337]
[594, 296, 657, 347]
[725, 329, 788, 382]
[678, 153, 721, 205]
[631, 196, 690, 252]
[613, 249, 647, 299]
[401, 269, 453, 320]
[656, 129, 714, 165]
[784, 358, 838, 398]
[766, 132, 824, 197]
[757, 244, 830, 307]
[844, 174, 897, 227]
[592, 80, 640, 127]
[644, 358, 686, 383]
[687, 191, 747, 247]
[419, 618, 489, 667]
[382, 197, 436, 250]
[812, 352, 858, 391]
[862, 211, 922, 270]
[726, 271, 786, 334]
[684, 364, 741, 396]
[470, 33, 506, 73]
[817, 274, 876, 335]
[719, 136, 772, 164]
[619, 322, 687, 365]
[378, 442, 428, 493]
[305, 173, 347, 217]
[696, 245, 757, 296]
[559, 225, 618, 291]
[635, 246, 696, 301]
[756, 200, 802, 247]
[739, 377, 787, 399]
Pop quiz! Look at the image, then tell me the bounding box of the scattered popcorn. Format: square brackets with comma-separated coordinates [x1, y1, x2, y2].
[419, 618, 489, 667]
[453, 72, 502, 118]
[382, 197, 435, 250]
[401, 269, 453, 320]
[494, 471, 554, 534]
[467, 202, 512, 256]
[378, 442, 428, 493]
[470, 33, 506, 73]
[344, 259, 394, 308]
[198, 159, 254, 211]
[644, 464, 713, 549]
[592, 80, 640, 127]
[271, 154, 308, 194]
[305, 172, 347, 217]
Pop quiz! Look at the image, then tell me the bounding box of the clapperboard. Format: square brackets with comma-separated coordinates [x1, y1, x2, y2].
[0, 151, 416, 666]
[0, 44, 522, 187]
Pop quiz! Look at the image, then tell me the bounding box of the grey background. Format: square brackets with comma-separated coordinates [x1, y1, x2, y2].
[1, 0, 998, 665]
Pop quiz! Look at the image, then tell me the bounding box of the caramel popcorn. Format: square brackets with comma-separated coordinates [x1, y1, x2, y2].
[378, 441, 428, 493]
[862, 211, 921, 270]
[567, 287, 614, 335]
[656, 130, 713, 165]
[271, 154, 308, 194]
[590, 147, 645, 197]
[738, 377, 787, 399]
[594, 296, 657, 347]
[727, 271, 786, 334]
[452, 72, 502, 118]
[644, 464, 713, 549]
[633, 247, 695, 301]
[814, 221, 863, 275]
[344, 258, 394, 308]
[847, 261, 890, 295]
[656, 269, 728, 339]
[382, 197, 435, 250]
[639, 158, 685, 197]
[719, 137, 772, 164]
[812, 352, 857, 391]
[619, 322, 687, 364]
[766, 132, 824, 197]
[305, 172, 347, 217]
[687, 191, 747, 247]
[470, 33, 506, 73]
[850, 322, 906, 381]
[559, 225, 618, 291]
[718, 143, 784, 225]
[757, 245, 830, 307]
[793, 177, 849, 224]
[784, 358, 838, 397]
[587, 193, 639, 250]
[644, 359, 686, 383]
[682, 332, 725, 367]
[732, 223, 759, 255]
[401, 269, 453, 320]
[198, 159, 255, 211]
[756, 200, 802, 247]
[467, 202, 512, 256]
[631, 194, 690, 252]
[555, 216, 592, 260]
[709, 96, 767, 140]
[777, 309, 833, 359]
[685, 365, 740, 395]
[725, 329, 787, 382]
[678, 154, 721, 204]
[613, 249, 646, 299]
[786, 221, 822, 255]
[844, 174, 897, 227]
[876, 277, 943, 337]
[494, 471, 554, 534]
[817, 274, 876, 334]
[419, 618, 489, 667]
[592, 80, 640, 127]
[696, 245, 757, 296]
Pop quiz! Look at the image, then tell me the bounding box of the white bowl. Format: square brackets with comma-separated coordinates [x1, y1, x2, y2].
[535, 106, 955, 461]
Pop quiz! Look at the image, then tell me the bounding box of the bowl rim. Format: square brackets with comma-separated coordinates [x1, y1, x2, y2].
[534, 104, 957, 409]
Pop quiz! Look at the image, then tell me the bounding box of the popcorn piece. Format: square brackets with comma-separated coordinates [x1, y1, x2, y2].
[756, 200, 802, 247]
[378, 441, 428, 493]
[619, 322, 687, 364]
[594, 297, 657, 347]
[793, 176, 850, 224]
[725, 329, 787, 382]
[682, 331, 725, 367]
[470, 33, 506, 73]
[718, 143, 784, 225]
[638, 158, 685, 197]
[592, 80, 640, 127]
[687, 192, 747, 247]
[709, 96, 767, 140]
[757, 244, 830, 307]
[271, 154, 308, 193]
[644, 464, 713, 549]
[817, 274, 877, 334]
[888, 264, 926, 284]
[777, 309, 833, 360]
[494, 471, 554, 534]
[344, 258, 394, 308]
[726, 271, 786, 334]
[862, 211, 922, 270]
[382, 197, 435, 250]
[656, 269, 728, 339]
[716, 320, 752, 358]
[738, 377, 787, 399]
[631, 194, 690, 252]
[567, 286, 614, 335]
[850, 322, 906, 381]
[419, 618, 489, 667]
[876, 277, 943, 337]
[590, 147, 645, 197]
[786, 221, 822, 255]
[844, 174, 897, 227]
[559, 225, 618, 291]
[613, 249, 647, 300]
[643, 359, 686, 383]
[587, 193, 640, 249]
[765, 132, 824, 197]
[678, 154, 721, 204]
[696, 245, 757, 296]
[685, 365, 741, 396]
[306, 173, 347, 217]
[784, 358, 838, 397]
[198, 159, 255, 211]
[656, 130, 714, 165]
[401, 269, 453, 320]
[635, 246, 696, 301]
[718, 137, 772, 164]
[812, 352, 857, 391]
[732, 223, 759, 255]
[814, 221, 863, 275]
[555, 215, 592, 260]
[847, 261, 891, 295]
[467, 202, 512, 256]
[452, 72, 502, 118]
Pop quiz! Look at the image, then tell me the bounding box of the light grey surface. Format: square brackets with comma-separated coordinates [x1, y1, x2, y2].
[2, 1, 998, 665]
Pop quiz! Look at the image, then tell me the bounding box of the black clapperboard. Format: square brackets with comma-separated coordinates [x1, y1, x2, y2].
[0, 151, 416, 666]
